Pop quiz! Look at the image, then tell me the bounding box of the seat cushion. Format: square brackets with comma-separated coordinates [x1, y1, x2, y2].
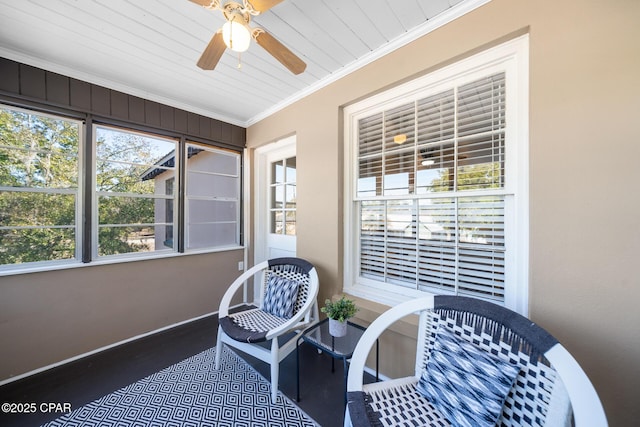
[262, 274, 300, 319]
[416, 326, 520, 427]
[220, 308, 289, 343]
[349, 377, 452, 427]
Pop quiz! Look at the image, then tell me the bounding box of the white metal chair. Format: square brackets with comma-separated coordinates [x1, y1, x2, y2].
[215, 257, 320, 403]
[345, 295, 607, 427]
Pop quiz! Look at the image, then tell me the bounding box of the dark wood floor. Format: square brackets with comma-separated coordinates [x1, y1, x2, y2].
[0, 309, 369, 427]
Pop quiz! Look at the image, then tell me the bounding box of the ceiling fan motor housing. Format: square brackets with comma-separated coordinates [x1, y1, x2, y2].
[222, 2, 251, 24]
[192, 0, 306, 74]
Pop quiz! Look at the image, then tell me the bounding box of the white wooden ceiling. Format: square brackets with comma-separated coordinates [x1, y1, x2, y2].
[0, 0, 488, 127]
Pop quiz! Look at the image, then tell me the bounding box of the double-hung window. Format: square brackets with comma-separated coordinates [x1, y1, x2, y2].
[344, 37, 529, 312]
[95, 125, 177, 257]
[184, 143, 241, 250]
[0, 107, 81, 266]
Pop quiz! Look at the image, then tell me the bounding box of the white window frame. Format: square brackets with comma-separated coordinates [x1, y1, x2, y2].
[0, 105, 84, 272]
[92, 124, 178, 261]
[184, 143, 242, 252]
[343, 36, 529, 314]
[253, 136, 297, 266]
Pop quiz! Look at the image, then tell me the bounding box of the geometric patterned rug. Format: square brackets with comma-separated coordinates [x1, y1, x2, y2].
[41, 346, 320, 427]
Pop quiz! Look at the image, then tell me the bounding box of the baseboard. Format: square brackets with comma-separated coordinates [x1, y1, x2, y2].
[0, 307, 244, 387]
[363, 365, 391, 382]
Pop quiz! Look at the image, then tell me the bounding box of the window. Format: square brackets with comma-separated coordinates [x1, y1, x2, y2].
[95, 125, 176, 257]
[164, 178, 174, 248]
[0, 106, 81, 266]
[270, 157, 296, 236]
[344, 37, 528, 312]
[185, 143, 241, 250]
[0, 108, 242, 272]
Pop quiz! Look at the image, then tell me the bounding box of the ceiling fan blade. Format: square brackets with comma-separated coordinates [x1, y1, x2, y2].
[188, 0, 214, 7]
[255, 30, 306, 75]
[249, 0, 284, 13]
[197, 31, 226, 70]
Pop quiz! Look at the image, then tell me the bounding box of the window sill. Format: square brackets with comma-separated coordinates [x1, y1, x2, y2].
[0, 245, 245, 277]
[344, 282, 436, 307]
[338, 288, 424, 339]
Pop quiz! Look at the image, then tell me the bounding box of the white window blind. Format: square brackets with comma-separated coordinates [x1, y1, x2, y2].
[355, 72, 510, 303]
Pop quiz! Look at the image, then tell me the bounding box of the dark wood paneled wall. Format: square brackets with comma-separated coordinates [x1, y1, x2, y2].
[0, 57, 245, 148]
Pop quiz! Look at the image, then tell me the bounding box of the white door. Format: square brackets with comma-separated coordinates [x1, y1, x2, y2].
[255, 136, 297, 265]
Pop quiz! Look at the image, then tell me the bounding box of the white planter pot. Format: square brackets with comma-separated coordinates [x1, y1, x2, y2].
[329, 318, 348, 337]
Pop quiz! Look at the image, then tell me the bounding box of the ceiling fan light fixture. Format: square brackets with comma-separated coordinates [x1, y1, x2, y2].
[222, 17, 251, 52]
[393, 134, 407, 144]
[191, 0, 306, 73]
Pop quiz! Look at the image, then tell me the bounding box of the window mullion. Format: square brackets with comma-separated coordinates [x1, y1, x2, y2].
[413, 199, 419, 291]
[454, 197, 460, 296]
[177, 136, 185, 253]
[413, 104, 419, 290]
[381, 111, 386, 198]
[84, 115, 93, 263]
[381, 112, 387, 282]
[383, 200, 388, 283]
[453, 86, 459, 193]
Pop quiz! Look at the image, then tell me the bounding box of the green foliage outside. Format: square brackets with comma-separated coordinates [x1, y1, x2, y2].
[94, 127, 166, 256]
[425, 161, 503, 192]
[0, 107, 171, 265]
[0, 109, 79, 264]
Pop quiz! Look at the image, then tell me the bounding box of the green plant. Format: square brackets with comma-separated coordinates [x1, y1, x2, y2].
[321, 296, 358, 323]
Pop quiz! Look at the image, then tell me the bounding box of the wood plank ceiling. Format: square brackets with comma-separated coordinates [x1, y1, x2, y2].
[0, 0, 487, 127]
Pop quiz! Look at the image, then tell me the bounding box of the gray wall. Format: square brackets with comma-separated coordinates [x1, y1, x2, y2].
[0, 57, 247, 381]
[0, 251, 244, 379]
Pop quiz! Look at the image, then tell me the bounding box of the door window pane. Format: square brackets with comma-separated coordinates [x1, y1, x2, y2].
[270, 156, 296, 235]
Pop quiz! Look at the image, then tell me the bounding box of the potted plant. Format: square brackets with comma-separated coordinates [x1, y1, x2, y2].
[321, 296, 358, 337]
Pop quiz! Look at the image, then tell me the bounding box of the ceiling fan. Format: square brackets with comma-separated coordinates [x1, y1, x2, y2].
[188, 0, 307, 75]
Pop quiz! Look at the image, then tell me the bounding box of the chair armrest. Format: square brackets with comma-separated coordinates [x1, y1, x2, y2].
[545, 344, 608, 427]
[218, 260, 269, 318]
[346, 296, 435, 392]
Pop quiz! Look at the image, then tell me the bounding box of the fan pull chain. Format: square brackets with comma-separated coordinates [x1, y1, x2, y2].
[237, 52, 243, 70]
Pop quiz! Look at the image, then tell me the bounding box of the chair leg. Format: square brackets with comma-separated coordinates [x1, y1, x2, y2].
[270, 339, 279, 404]
[313, 301, 320, 323]
[215, 326, 224, 369]
[344, 405, 353, 427]
[311, 301, 322, 353]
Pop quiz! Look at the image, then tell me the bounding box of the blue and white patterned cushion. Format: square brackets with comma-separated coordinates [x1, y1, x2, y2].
[416, 326, 520, 427]
[262, 274, 300, 319]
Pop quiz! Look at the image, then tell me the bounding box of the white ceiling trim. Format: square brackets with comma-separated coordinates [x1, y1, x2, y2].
[242, 0, 492, 126]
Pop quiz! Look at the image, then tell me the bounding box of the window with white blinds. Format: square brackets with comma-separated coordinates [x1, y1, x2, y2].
[344, 37, 528, 311]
